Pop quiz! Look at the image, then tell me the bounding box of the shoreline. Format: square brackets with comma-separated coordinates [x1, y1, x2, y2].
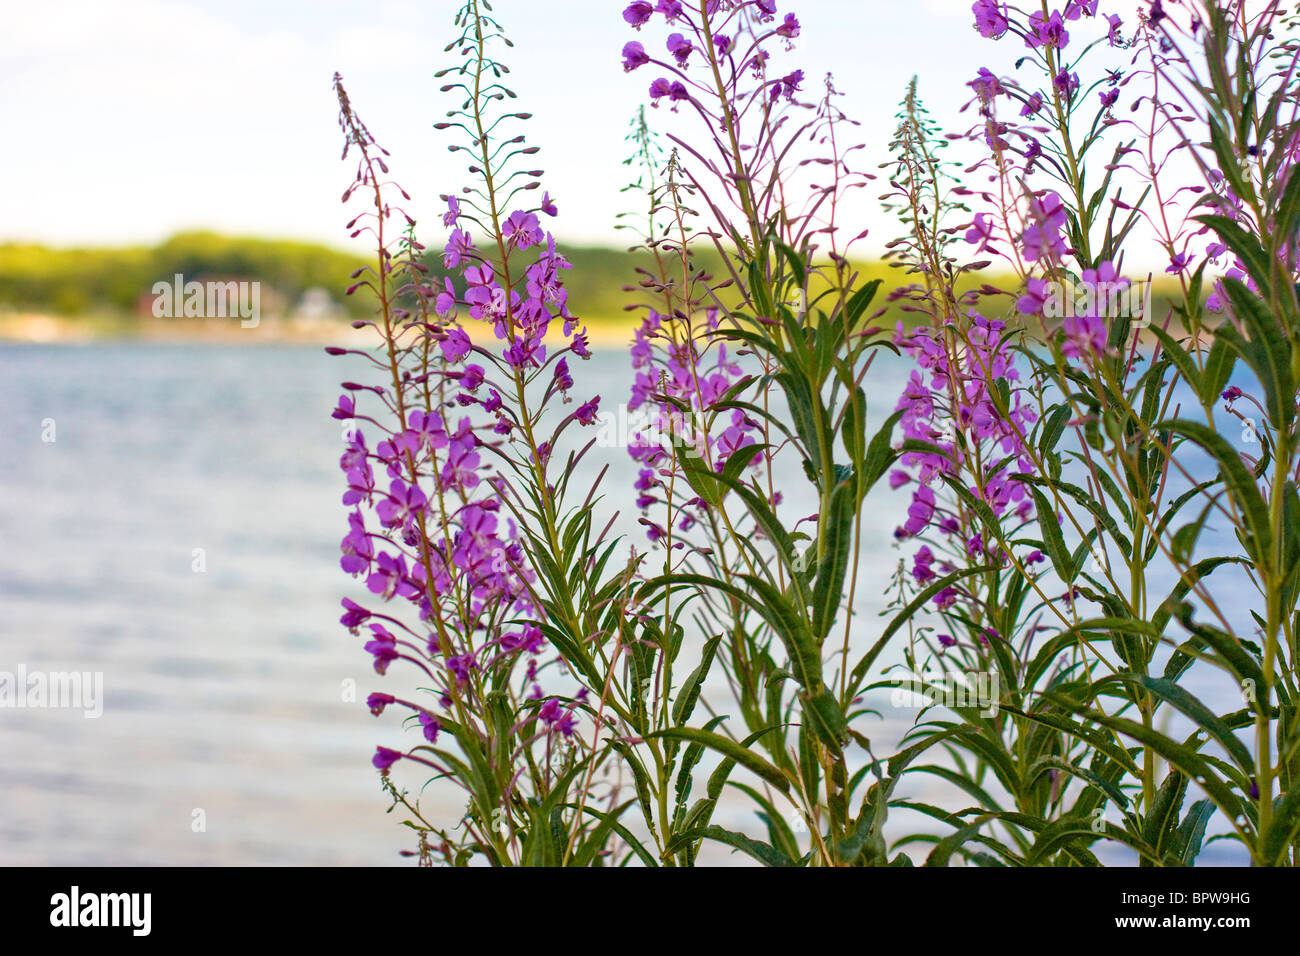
[0, 310, 1214, 351]
[0, 312, 640, 348]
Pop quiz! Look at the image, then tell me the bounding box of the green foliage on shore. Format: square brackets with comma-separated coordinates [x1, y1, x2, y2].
[0, 232, 368, 318]
[0, 231, 1190, 332]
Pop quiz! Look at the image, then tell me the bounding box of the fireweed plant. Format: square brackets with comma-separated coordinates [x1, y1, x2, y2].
[330, 0, 1300, 865]
[877, 0, 1300, 866]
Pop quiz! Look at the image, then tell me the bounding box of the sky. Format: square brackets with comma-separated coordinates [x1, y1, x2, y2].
[1, 0, 1173, 260]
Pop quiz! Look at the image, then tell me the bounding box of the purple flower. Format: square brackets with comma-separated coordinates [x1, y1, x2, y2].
[656, 0, 684, 20]
[1016, 276, 1053, 315]
[539, 697, 579, 737]
[983, 119, 1010, 152]
[341, 510, 374, 575]
[441, 327, 472, 363]
[1027, 10, 1069, 50]
[341, 451, 375, 507]
[444, 229, 473, 269]
[1062, 313, 1107, 359]
[405, 409, 448, 453]
[367, 692, 395, 715]
[1222, 386, 1243, 403]
[1021, 191, 1068, 262]
[446, 652, 478, 685]
[1053, 69, 1080, 101]
[554, 358, 574, 392]
[776, 13, 800, 38]
[452, 503, 498, 572]
[574, 397, 601, 426]
[364, 623, 399, 674]
[1020, 92, 1044, 117]
[938, 634, 958, 648]
[718, 414, 759, 468]
[503, 210, 543, 251]
[541, 191, 558, 217]
[972, 0, 1009, 38]
[666, 32, 693, 65]
[367, 551, 418, 601]
[900, 483, 936, 537]
[376, 478, 428, 531]
[965, 213, 997, 252]
[418, 713, 440, 743]
[912, 545, 936, 583]
[622, 40, 650, 71]
[372, 746, 403, 772]
[442, 196, 460, 228]
[623, 2, 653, 28]
[1105, 13, 1123, 45]
[968, 68, 1004, 104]
[456, 364, 485, 393]
[440, 435, 481, 490]
[501, 624, 545, 655]
[1099, 89, 1118, 110]
[434, 278, 457, 318]
[340, 597, 371, 629]
[774, 70, 803, 101]
[1081, 260, 1125, 295]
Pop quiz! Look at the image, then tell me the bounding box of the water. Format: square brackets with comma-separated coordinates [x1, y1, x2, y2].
[0, 342, 1254, 865]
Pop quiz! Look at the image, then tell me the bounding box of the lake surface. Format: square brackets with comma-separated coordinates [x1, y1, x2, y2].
[0, 343, 1253, 865]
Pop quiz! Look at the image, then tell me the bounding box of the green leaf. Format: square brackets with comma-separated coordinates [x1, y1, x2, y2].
[664, 824, 804, 866]
[1049, 694, 1245, 822]
[649, 726, 790, 793]
[1218, 278, 1295, 432]
[801, 687, 849, 753]
[672, 635, 723, 726]
[1198, 335, 1237, 408]
[1029, 486, 1074, 582]
[860, 408, 904, 492]
[1169, 799, 1215, 866]
[1122, 675, 1254, 773]
[1260, 786, 1300, 865]
[845, 278, 883, 329]
[1140, 769, 1188, 860]
[1149, 325, 1202, 396]
[1159, 418, 1272, 564]
[812, 479, 856, 640]
[1273, 152, 1300, 243]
